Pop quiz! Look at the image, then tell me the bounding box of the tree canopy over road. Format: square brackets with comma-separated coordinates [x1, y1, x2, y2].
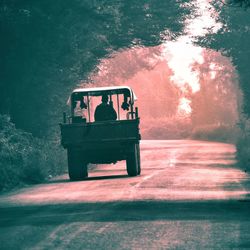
[1, 0, 250, 190]
[0, 0, 185, 136]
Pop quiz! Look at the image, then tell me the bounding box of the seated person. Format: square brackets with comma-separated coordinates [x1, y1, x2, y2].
[94, 94, 117, 121]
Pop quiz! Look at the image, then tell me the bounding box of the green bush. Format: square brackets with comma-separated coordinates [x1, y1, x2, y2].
[236, 117, 250, 172]
[0, 115, 66, 192]
[190, 124, 239, 143]
[141, 117, 192, 139]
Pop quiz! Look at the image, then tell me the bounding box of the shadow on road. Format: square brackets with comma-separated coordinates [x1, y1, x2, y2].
[46, 179, 71, 184]
[82, 174, 129, 181]
[48, 174, 129, 184]
[1, 200, 249, 228]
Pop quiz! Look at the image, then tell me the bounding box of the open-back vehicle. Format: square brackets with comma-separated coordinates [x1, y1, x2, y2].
[60, 86, 141, 181]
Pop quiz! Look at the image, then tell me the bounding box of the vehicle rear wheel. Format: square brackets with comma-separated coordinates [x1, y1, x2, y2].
[67, 149, 88, 181]
[137, 144, 141, 175]
[126, 144, 139, 176]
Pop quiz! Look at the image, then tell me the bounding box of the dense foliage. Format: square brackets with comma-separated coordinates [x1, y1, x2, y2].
[0, 0, 185, 136]
[207, 0, 250, 170]
[0, 1, 186, 191]
[206, 1, 250, 117]
[0, 115, 66, 191]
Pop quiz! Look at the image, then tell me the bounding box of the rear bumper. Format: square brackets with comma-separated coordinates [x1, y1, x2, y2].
[66, 141, 139, 164]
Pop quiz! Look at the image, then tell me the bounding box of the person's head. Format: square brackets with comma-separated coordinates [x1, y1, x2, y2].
[101, 94, 109, 103]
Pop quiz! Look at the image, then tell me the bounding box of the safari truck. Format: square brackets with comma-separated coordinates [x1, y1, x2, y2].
[60, 86, 141, 181]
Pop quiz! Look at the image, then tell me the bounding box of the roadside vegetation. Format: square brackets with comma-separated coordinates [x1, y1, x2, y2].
[219, 1, 250, 172]
[236, 117, 250, 171]
[0, 115, 66, 192]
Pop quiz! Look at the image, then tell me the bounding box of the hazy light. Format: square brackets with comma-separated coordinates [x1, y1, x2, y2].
[90, 0, 224, 97]
[84, 0, 240, 139]
[178, 97, 192, 116]
[161, 39, 203, 94]
[161, 0, 223, 113]
[184, 0, 223, 38]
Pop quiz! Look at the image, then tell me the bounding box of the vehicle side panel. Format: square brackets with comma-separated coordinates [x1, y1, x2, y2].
[60, 119, 140, 148]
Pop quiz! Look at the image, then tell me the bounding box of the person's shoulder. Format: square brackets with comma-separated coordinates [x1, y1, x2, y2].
[109, 105, 116, 111]
[96, 103, 103, 109]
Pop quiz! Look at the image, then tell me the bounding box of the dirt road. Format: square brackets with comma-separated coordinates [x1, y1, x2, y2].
[0, 140, 249, 249]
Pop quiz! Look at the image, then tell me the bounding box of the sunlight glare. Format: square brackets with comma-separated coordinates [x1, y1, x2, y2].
[161, 39, 203, 94]
[178, 97, 192, 116]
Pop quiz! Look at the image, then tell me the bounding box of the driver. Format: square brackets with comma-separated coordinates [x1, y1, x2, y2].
[94, 94, 117, 121]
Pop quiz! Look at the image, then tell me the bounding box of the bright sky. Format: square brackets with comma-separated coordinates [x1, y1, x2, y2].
[88, 0, 236, 122]
[160, 0, 223, 115]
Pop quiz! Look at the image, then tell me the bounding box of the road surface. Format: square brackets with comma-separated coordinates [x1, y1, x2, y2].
[0, 140, 250, 249]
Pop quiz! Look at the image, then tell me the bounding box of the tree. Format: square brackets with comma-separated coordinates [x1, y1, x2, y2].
[200, 0, 250, 117]
[0, 0, 186, 137]
[191, 50, 241, 127]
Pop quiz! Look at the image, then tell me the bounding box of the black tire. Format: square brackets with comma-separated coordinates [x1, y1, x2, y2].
[137, 144, 141, 175]
[67, 149, 88, 181]
[126, 144, 139, 176]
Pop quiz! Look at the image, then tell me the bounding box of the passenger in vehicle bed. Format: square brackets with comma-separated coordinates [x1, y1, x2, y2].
[94, 94, 117, 121]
